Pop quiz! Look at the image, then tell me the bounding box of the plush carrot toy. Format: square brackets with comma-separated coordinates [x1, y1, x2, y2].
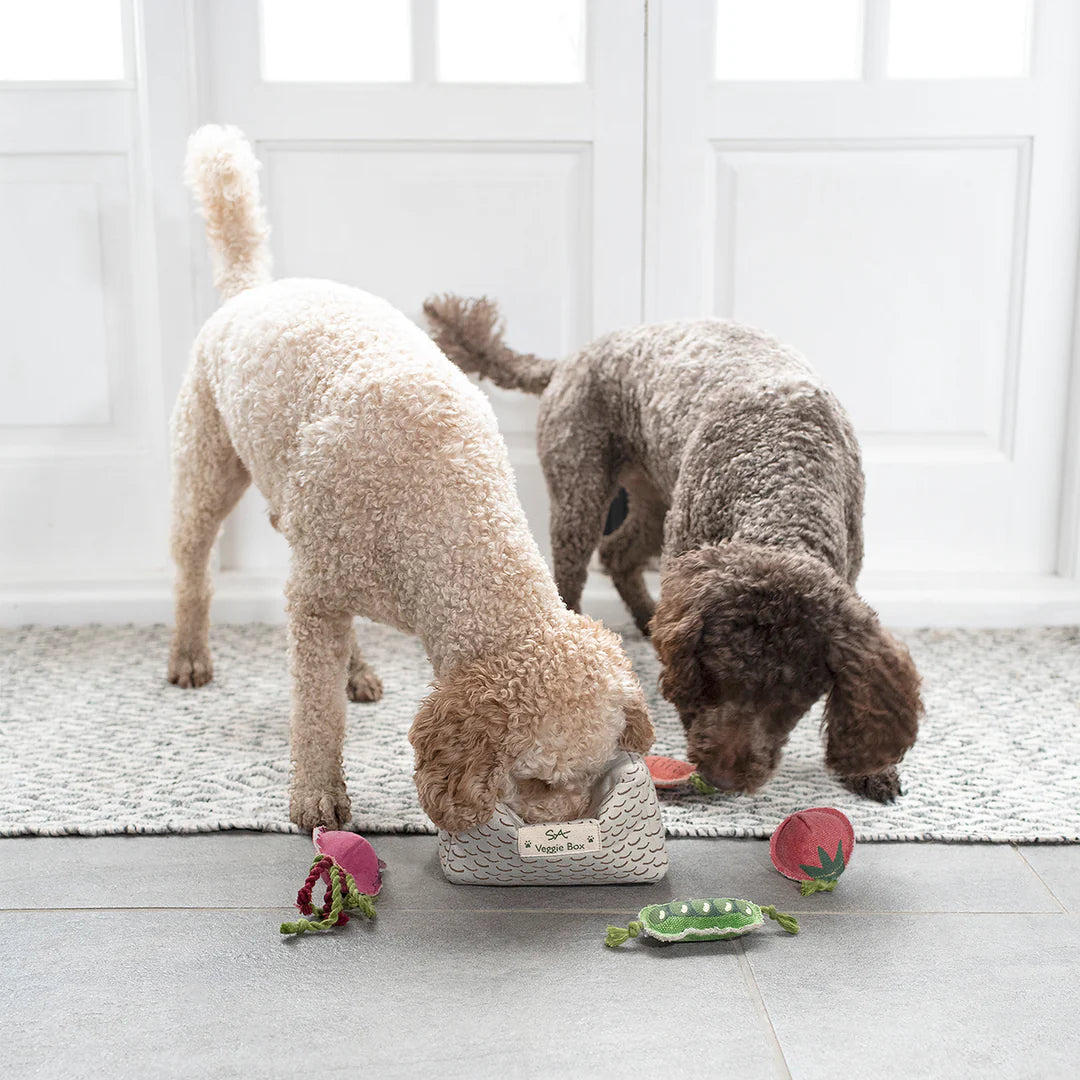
[605, 897, 799, 947]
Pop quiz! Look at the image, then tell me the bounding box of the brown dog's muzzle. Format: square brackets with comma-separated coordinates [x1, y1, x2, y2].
[682, 702, 795, 795]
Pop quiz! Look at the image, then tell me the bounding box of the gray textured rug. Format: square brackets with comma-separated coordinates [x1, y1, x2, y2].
[1, 623, 1078, 842]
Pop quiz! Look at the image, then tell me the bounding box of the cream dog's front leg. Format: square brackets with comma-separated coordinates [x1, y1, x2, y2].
[287, 605, 353, 830]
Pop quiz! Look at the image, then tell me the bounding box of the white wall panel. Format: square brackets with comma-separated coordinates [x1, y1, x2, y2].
[711, 142, 1025, 453]
[0, 152, 141, 452]
[0, 180, 111, 426]
[0, 462, 169, 576]
[261, 142, 589, 404]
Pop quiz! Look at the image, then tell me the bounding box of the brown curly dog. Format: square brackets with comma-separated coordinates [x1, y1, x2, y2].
[424, 296, 921, 802]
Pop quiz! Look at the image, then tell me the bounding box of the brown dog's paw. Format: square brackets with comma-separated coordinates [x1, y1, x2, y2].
[168, 642, 213, 688]
[290, 785, 352, 831]
[347, 665, 383, 703]
[840, 766, 902, 803]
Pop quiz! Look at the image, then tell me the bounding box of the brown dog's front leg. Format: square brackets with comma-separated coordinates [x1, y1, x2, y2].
[287, 607, 353, 830]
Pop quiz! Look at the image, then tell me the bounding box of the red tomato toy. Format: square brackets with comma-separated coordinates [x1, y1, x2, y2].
[770, 807, 855, 895]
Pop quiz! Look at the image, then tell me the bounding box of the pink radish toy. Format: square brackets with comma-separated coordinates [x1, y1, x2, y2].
[280, 828, 384, 935]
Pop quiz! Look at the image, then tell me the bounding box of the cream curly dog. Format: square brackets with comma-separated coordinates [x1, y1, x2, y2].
[169, 127, 652, 832]
[425, 296, 921, 803]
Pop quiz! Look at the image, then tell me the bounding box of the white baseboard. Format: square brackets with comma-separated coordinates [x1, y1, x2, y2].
[0, 572, 288, 627]
[3, 569, 1080, 628]
[859, 571, 1080, 628]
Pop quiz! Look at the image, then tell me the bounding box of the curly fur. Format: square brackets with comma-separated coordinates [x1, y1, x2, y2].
[423, 294, 555, 394]
[425, 296, 921, 801]
[170, 127, 651, 832]
[183, 124, 271, 299]
[410, 618, 653, 832]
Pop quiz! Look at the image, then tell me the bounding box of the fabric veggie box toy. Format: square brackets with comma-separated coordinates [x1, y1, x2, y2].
[439, 751, 669, 885]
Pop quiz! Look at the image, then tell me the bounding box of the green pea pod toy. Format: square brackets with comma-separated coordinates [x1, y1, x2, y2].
[605, 897, 799, 947]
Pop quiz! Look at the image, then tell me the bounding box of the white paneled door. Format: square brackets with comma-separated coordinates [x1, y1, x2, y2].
[648, 0, 1080, 617]
[3, 0, 1080, 625]
[0, 1, 190, 608]
[198, 0, 646, 580]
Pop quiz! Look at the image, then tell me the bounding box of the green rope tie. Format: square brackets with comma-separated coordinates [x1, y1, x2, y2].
[799, 878, 838, 896]
[688, 773, 719, 796]
[280, 863, 377, 936]
[760, 905, 800, 934]
[342, 879, 377, 919]
[605, 920, 643, 948]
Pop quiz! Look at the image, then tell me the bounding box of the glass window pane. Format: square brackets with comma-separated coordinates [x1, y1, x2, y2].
[260, 0, 411, 83]
[714, 0, 861, 80]
[437, 0, 585, 84]
[888, 0, 1031, 78]
[0, 0, 124, 81]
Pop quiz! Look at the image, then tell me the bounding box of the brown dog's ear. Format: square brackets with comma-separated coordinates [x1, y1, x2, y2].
[651, 597, 706, 709]
[823, 596, 922, 780]
[619, 693, 655, 754]
[408, 665, 519, 834]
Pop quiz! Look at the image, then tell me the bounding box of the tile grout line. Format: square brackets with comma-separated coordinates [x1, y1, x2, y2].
[736, 940, 793, 1080]
[3, 906, 1078, 915]
[1012, 844, 1069, 913]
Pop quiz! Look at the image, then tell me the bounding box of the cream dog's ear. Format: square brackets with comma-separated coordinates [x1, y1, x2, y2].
[409, 664, 521, 833]
[619, 693, 655, 754]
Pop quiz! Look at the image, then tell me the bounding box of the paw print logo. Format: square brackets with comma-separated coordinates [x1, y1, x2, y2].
[523, 840, 532, 849]
[587, 835, 595, 844]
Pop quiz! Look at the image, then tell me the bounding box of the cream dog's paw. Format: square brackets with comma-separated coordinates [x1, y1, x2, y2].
[347, 664, 383, 703]
[168, 641, 213, 688]
[290, 784, 352, 830]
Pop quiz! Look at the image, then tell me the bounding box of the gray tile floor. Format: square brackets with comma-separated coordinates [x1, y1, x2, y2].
[2, 834, 1077, 1079]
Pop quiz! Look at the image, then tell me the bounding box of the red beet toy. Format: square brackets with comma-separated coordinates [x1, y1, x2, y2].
[770, 807, 855, 896]
[280, 827, 384, 936]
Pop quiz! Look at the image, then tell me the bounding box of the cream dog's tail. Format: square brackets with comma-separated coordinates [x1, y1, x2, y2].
[184, 124, 271, 300]
[423, 294, 556, 395]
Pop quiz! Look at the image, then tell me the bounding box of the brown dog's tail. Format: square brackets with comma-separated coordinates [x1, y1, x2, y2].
[423, 294, 556, 395]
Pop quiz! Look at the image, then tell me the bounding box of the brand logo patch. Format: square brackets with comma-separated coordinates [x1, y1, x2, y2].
[517, 819, 602, 858]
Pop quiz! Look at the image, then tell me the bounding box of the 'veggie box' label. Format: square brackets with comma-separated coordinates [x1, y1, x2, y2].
[517, 820, 602, 858]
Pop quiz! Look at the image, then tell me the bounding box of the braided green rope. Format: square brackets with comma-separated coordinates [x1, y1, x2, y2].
[341, 871, 377, 919]
[605, 920, 643, 948]
[799, 878, 838, 896]
[760, 905, 800, 934]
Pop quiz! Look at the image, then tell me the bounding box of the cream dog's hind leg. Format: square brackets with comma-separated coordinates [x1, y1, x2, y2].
[168, 372, 250, 688]
[347, 623, 383, 703]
